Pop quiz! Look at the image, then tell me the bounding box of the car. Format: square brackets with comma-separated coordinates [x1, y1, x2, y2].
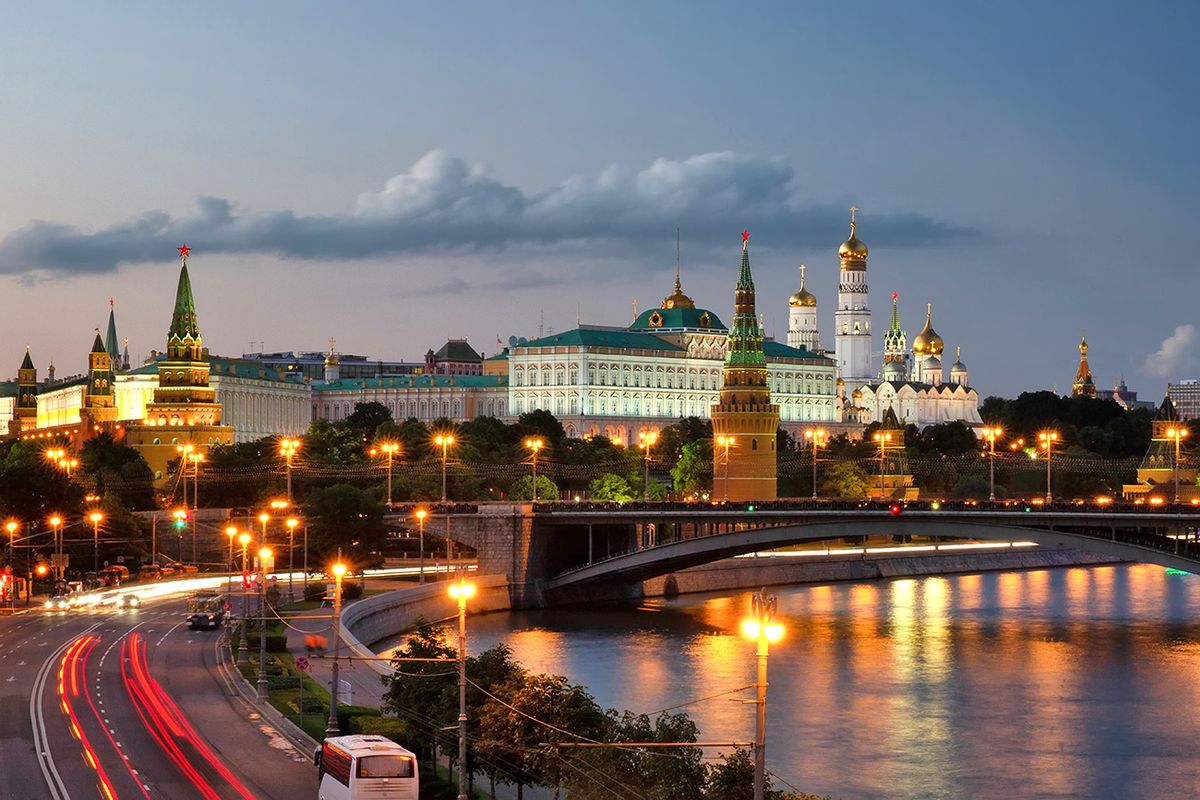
[44, 595, 70, 611]
[113, 594, 141, 610]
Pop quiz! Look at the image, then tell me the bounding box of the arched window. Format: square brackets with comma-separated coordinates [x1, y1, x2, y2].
[751, 438, 758, 451]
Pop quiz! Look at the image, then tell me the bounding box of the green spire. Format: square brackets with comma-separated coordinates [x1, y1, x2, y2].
[169, 261, 201, 342]
[736, 230, 754, 290]
[20, 347, 34, 371]
[91, 329, 106, 354]
[726, 231, 767, 368]
[105, 301, 120, 362]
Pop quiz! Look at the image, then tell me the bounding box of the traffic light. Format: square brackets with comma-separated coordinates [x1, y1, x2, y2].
[242, 571, 252, 588]
[172, 509, 188, 530]
[889, 503, 902, 516]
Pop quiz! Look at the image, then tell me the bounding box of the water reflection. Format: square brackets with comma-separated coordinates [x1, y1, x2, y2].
[383, 564, 1200, 799]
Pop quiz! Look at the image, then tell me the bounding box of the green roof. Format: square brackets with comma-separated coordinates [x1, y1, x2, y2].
[485, 350, 509, 362]
[169, 263, 201, 341]
[127, 355, 292, 383]
[0, 381, 16, 398]
[315, 374, 507, 392]
[517, 327, 685, 353]
[629, 306, 727, 332]
[434, 340, 483, 362]
[762, 340, 836, 364]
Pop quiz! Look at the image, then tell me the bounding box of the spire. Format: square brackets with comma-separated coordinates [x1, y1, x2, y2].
[890, 292, 901, 331]
[122, 337, 130, 371]
[661, 228, 696, 309]
[726, 230, 766, 369]
[91, 328, 106, 354]
[737, 230, 753, 290]
[1073, 334, 1097, 397]
[169, 246, 201, 342]
[20, 346, 34, 371]
[105, 299, 120, 363]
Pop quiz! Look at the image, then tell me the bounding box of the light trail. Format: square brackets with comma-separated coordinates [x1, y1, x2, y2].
[58, 635, 120, 800]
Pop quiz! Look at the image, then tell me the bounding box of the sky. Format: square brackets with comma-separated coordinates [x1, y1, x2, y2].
[1, 1, 1197, 397]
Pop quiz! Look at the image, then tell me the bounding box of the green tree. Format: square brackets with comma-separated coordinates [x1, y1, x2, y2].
[820, 461, 871, 498]
[382, 618, 457, 764]
[303, 483, 387, 565]
[656, 417, 713, 464]
[304, 418, 367, 465]
[913, 421, 978, 456]
[78, 432, 156, 509]
[565, 710, 706, 800]
[509, 475, 561, 501]
[672, 440, 714, 494]
[951, 474, 1007, 500]
[588, 473, 635, 502]
[343, 401, 393, 442]
[705, 748, 831, 800]
[518, 409, 565, 447]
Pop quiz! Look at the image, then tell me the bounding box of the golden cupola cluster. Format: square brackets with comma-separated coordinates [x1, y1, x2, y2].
[788, 264, 817, 307]
[911, 303, 945, 356]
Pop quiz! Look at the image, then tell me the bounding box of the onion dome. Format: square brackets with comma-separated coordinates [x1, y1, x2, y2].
[838, 208, 868, 269]
[951, 346, 967, 375]
[882, 358, 906, 382]
[912, 303, 945, 356]
[789, 264, 817, 307]
[851, 386, 863, 401]
[661, 276, 696, 310]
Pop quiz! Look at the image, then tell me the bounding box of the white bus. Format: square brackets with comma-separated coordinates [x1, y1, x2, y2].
[314, 735, 419, 800]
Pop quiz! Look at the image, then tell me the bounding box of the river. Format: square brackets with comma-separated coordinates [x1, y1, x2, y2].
[425, 563, 1200, 799]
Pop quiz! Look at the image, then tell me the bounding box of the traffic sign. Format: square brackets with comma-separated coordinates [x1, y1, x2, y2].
[295, 656, 310, 672]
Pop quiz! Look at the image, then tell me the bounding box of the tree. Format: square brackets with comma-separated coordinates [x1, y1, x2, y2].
[509, 475, 561, 502]
[672, 440, 714, 494]
[914, 421, 978, 456]
[303, 483, 387, 564]
[518, 409, 565, 447]
[705, 748, 831, 800]
[952, 474, 1007, 500]
[382, 618, 456, 764]
[78, 432, 155, 509]
[820, 461, 871, 498]
[588, 473, 635, 502]
[343, 401, 393, 442]
[564, 710, 706, 800]
[656, 417, 713, 464]
[304, 418, 367, 465]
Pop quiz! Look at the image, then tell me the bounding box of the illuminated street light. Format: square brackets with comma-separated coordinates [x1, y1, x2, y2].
[524, 438, 545, 502]
[741, 590, 784, 800]
[278, 437, 300, 504]
[326, 556, 349, 737]
[981, 426, 1004, 502]
[448, 572, 477, 800]
[49, 515, 63, 580]
[716, 435, 735, 502]
[286, 517, 299, 600]
[434, 433, 457, 502]
[369, 441, 401, 506]
[415, 508, 428, 584]
[872, 431, 894, 499]
[88, 511, 104, 575]
[803, 429, 827, 500]
[638, 430, 659, 501]
[1038, 430, 1059, 502]
[256, 545, 273, 701]
[1165, 427, 1189, 503]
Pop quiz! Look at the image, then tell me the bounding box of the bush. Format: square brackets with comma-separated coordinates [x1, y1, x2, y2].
[269, 675, 301, 690]
[341, 580, 363, 600]
[243, 632, 289, 653]
[349, 715, 407, 741]
[336, 704, 379, 734]
[298, 695, 325, 714]
[304, 582, 329, 602]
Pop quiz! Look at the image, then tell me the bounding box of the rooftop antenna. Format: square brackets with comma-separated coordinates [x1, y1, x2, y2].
[538, 308, 545, 339]
[632, 297, 638, 321]
[675, 227, 681, 290]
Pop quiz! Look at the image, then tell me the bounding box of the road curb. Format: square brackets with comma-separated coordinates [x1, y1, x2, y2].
[215, 628, 321, 758]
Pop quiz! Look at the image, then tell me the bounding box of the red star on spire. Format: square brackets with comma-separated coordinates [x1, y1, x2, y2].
[177, 243, 191, 260]
[892, 291, 898, 302]
[741, 230, 750, 242]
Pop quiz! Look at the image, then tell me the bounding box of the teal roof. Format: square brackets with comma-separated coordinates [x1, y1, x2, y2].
[128, 355, 291, 383]
[517, 327, 685, 353]
[169, 264, 201, 341]
[762, 340, 836, 364]
[0, 381, 16, 398]
[315, 374, 507, 392]
[485, 350, 509, 362]
[629, 306, 727, 332]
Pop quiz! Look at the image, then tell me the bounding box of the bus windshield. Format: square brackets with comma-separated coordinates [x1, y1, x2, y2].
[357, 755, 415, 779]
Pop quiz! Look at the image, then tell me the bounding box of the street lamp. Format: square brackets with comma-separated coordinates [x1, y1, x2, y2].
[524, 438, 545, 502]
[1165, 427, 1189, 503]
[225, 525, 238, 571]
[448, 572, 477, 800]
[370, 442, 401, 505]
[239, 530, 253, 659]
[803, 429, 827, 500]
[279, 437, 300, 504]
[1038, 430, 1059, 503]
[48, 515, 63, 581]
[256, 546, 273, 701]
[286, 517, 299, 601]
[981, 426, 1003, 502]
[176, 443, 195, 508]
[638, 430, 658, 501]
[88, 511, 103, 576]
[741, 590, 784, 800]
[872, 431, 894, 500]
[325, 558, 348, 737]
[6, 520, 18, 598]
[434, 433, 456, 502]
[415, 508, 428, 584]
[716, 435, 735, 502]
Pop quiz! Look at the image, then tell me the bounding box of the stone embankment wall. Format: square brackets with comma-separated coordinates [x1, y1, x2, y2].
[642, 547, 1123, 597]
[339, 574, 511, 677]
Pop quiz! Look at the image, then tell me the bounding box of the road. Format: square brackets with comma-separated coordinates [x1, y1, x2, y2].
[0, 594, 317, 800]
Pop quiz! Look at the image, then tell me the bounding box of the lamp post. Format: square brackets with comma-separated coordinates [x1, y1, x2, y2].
[415, 508, 427, 585]
[638, 430, 658, 501]
[88, 511, 103, 576]
[803, 429, 827, 500]
[448, 572, 477, 800]
[1038, 431, 1059, 503]
[1166, 427, 1189, 503]
[176, 443, 194, 508]
[325, 558, 347, 737]
[49, 515, 62, 581]
[225, 525, 237, 595]
[370, 442, 400, 506]
[279, 437, 300, 504]
[239, 531, 252, 663]
[872, 431, 893, 500]
[716, 435, 735, 502]
[5, 520, 16, 609]
[256, 545, 272, 701]
[434, 433, 456, 502]
[188, 453, 203, 563]
[286, 518, 299, 601]
[741, 590, 784, 800]
[981, 426, 1003, 502]
[524, 438, 544, 502]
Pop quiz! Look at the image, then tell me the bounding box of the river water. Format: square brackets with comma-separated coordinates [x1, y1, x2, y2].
[436, 564, 1200, 800]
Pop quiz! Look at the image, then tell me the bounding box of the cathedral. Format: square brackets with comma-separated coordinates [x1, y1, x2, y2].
[786, 210, 982, 429]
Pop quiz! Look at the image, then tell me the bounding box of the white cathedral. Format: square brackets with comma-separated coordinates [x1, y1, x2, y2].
[787, 210, 982, 429]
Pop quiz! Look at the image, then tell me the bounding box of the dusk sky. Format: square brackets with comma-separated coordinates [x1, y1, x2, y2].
[1, 2, 1196, 397]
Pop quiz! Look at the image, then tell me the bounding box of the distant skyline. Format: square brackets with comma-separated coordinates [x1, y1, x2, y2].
[2, 2, 1197, 397]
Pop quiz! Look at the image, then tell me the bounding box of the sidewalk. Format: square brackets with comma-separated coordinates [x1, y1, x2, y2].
[280, 579, 551, 800]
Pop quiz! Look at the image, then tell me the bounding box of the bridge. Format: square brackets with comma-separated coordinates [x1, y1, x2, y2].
[384, 501, 1200, 607]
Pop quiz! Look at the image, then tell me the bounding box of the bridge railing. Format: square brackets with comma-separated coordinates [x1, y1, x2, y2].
[530, 498, 1200, 516]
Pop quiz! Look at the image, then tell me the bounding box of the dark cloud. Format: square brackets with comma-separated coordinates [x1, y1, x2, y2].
[0, 150, 976, 277]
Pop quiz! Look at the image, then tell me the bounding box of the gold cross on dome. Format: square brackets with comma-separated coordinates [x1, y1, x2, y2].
[849, 206, 859, 224]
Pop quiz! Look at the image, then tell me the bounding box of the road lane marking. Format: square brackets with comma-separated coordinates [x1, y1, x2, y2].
[31, 621, 103, 800]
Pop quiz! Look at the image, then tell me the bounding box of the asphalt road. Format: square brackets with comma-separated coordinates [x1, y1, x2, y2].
[0, 594, 318, 800]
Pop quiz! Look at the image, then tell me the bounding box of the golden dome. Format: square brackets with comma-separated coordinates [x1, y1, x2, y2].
[661, 278, 696, 310]
[788, 265, 816, 307]
[912, 303, 944, 356]
[838, 212, 868, 270]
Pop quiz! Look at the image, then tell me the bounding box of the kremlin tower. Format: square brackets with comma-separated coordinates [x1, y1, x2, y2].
[711, 231, 779, 501]
[1072, 337, 1097, 397]
[80, 328, 118, 431]
[786, 264, 820, 352]
[16, 347, 37, 433]
[834, 207, 872, 385]
[125, 245, 233, 480]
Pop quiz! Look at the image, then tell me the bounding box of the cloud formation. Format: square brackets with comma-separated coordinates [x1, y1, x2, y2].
[0, 150, 974, 277]
[1144, 324, 1198, 379]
